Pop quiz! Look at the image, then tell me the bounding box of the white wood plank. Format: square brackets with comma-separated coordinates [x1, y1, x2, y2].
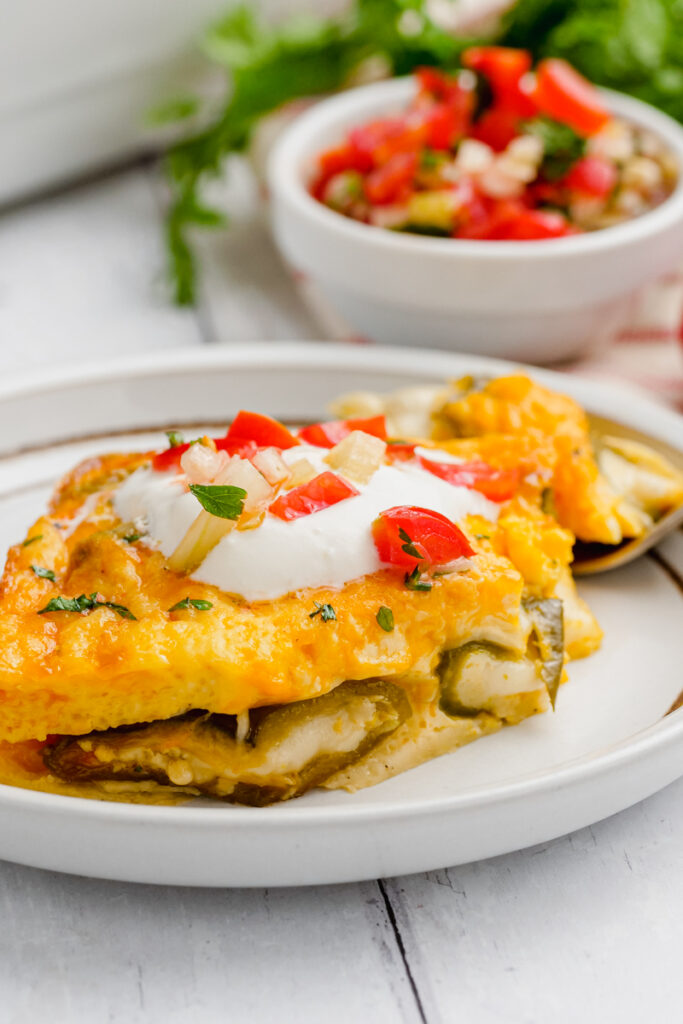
[0, 867, 423, 1024]
[383, 777, 683, 1024]
[148, 158, 324, 343]
[0, 167, 203, 373]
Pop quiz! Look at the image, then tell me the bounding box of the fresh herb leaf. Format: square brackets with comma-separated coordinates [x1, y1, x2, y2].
[168, 597, 214, 612]
[474, 533, 491, 540]
[154, 1, 476, 304]
[376, 606, 395, 632]
[189, 483, 247, 519]
[398, 527, 424, 560]
[38, 592, 136, 620]
[122, 531, 143, 544]
[30, 565, 56, 582]
[404, 566, 432, 591]
[524, 116, 585, 180]
[165, 430, 185, 448]
[147, 96, 200, 126]
[22, 534, 43, 548]
[309, 601, 337, 622]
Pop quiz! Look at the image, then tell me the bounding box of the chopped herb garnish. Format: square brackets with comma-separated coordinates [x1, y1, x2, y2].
[30, 565, 56, 582]
[168, 597, 214, 612]
[189, 483, 246, 520]
[524, 116, 586, 181]
[122, 531, 143, 544]
[541, 487, 558, 518]
[376, 606, 395, 632]
[22, 534, 43, 548]
[404, 567, 432, 592]
[398, 527, 424, 560]
[309, 602, 337, 622]
[474, 533, 491, 541]
[38, 592, 136, 620]
[165, 430, 185, 448]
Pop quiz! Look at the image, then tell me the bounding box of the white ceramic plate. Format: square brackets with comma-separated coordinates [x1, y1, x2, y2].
[0, 343, 681, 887]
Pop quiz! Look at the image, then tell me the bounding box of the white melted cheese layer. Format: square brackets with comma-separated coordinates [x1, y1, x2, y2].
[113, 445, 499, 601]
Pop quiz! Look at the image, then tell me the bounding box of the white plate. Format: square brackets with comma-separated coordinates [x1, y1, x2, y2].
[0, 343, 681, 887]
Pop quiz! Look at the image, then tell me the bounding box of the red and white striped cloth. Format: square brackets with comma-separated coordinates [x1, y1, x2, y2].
[298, 267, 683, 412]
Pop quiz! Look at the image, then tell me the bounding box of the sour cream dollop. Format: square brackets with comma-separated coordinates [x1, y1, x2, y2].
[113, 445, 499, 601]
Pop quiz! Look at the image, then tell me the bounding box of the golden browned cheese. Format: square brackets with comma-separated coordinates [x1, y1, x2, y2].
[0, 452, 547, 748]
[435, 374, 643, 544]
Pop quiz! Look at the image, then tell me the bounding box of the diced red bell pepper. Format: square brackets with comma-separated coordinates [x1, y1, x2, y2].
[225, 410, 299, 450]
[298, 415, 387, 449]
[562, 155, 617, 197]
[269, 472, 359, 521]
[462, 46, 537, 118]
[534, 59, 610, 137]
[419, 457, 519, 501]
[364, 151, 419, 205]
[372, 505, 474, 570]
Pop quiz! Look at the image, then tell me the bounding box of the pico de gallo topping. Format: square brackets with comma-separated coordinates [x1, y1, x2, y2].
[310, 49, 677, 239]
[146, 411, 518, 583]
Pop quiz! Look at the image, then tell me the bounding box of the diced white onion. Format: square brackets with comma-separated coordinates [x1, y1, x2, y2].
[324, 430, 387, 484]
[252, 447, 291, 486]
[180, 444, 229, 484]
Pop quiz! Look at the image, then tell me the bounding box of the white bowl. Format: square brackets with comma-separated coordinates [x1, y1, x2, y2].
[268, 78, 683, 363]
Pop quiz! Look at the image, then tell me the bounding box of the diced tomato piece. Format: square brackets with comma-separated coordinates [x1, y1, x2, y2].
[298, 415, 387, 449]
[470, 108, 521, 151]
[385, 442, 417, 463]
[269, 472, 359, 521]
[152, 442, 192, 471]
[416, 67, 461, 101]
[372, 505, 474, 570]
[225, 410, 299, 450]
[318, 143, 370, 178]
[534, 59, 609, 137]
[562, 155, 617, 197]
[364, 151, 418, 205]
[462, 46, 536, 118]
[349, 118, 424, 169]
[419, 457, 519, 501]
[421, 97, 473, 150]
[214, 438, 259, 459]
[493, 208, 573, 240]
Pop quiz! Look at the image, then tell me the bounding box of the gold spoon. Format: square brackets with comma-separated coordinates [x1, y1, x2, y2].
[572, 413, 683, 576]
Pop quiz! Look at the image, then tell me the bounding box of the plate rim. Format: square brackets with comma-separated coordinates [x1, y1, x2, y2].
[0, 341, 681, 830]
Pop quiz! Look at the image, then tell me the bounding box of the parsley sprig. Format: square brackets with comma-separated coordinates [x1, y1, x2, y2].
[168, 597, 214, 612]
[404, 566, 432, 592]
[38, 593, 137, 619]
[309, 602, 337, 622]
[30, 565, 56, 582]
[398, 527, 424, 561]
[376, 606, 395, 632]
[22, 534, 43, 548]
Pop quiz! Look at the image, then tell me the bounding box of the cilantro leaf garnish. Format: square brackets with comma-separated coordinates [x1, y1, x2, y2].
[404, 567, 432, 592]
[22, 534, 43, 548]
[398, 527, 424, 560]
[168, 597, 214, 612]
[122, 531, 143, 544]
[376, 606, 395, 632]
[38, 592, 137, 620]
[523, 116, 585, 181]
[189, 483, 246, 519]
[165, 430, 185, 448]
[309, 602, 337, 622]
[30, 565, 56, 582]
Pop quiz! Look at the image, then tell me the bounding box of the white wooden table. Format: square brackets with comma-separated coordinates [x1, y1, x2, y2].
[0, 159, 681, 1024]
